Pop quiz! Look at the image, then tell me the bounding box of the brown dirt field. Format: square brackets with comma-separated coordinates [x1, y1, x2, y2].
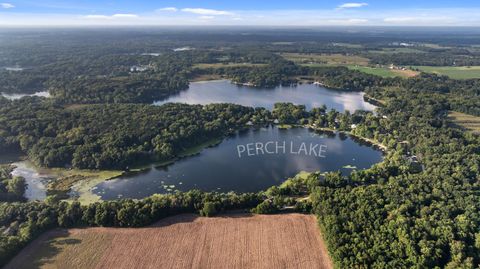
[5, 213, 333, 269]
[391, 69, 419, 78]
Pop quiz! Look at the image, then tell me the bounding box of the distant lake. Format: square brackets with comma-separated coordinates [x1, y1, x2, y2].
[1, 91, 50, 100]
[4, 67, 24, 71]
[93, 126, 383, 200]
[154, 80, 376, 112]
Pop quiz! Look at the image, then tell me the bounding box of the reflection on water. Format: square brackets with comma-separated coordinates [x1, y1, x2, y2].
[94, 126, 383, 200]
[0, 151, 23, 165]
[1, 91, 50, 100]
[11, 161, 50, 201]
[154, 80, 376, 112]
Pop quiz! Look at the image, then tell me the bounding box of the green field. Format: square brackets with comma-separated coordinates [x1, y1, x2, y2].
[448, 111, 480, 134]
[279, 53, 420, 78]
[193, 63, 266, 69]
[280, 53, 370, 66]
[347, 66, 418, 78]
[368, 47, 426, 54]
[414, 66, 480, 79]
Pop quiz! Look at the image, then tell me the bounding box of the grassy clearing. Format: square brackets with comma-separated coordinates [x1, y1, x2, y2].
[413, 66, 480, 79]
[367, 47, 426, 54]
[277, 124, 293, 129]
[57, 170, 123, 204]
[280, 53, 370, 66]
[448, 111, 480, 134]
[332, 43, 363, 48]
[421, 43, 450, 49]
[347, 66, 419, 78]
[280, 53, 418, 78]
[189, 74, 224, 82]
[178, 137, 223, 158]
[5, 230, 113, 269]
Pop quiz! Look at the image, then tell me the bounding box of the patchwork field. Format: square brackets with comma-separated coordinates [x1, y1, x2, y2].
[280, 53, 370, 66]
[413, 66, 480, 79]
[5, 213, 333, 269]
[448, 111, 480, 134]
[280, 53, 419, 78]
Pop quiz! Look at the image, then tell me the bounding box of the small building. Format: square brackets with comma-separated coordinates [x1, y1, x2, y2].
[130, 65, 149, 72]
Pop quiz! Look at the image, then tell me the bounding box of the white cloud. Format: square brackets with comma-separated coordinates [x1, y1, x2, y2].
[181, 8, 233, 16]
[328, 18, 368, 24]
[0, 2, 14, 9]
[84, 15, 110, 19]
[338, 3, 368, 9]
[84, 14, 138, 20]
[112, 14, 138, 18]
[384, 17, 416, 23]
[157, 7, 178, 12]
[199, 16, 215, 20]
[383, 16, 453, 25]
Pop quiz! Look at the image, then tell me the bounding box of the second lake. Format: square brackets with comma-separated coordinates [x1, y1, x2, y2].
[154, 80, 377, 112]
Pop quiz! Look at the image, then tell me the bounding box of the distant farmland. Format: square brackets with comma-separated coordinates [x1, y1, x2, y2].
[5, 213, 333, 269]
[414, 66, 480, 79]
[280, 53, 418, 78]
[347, 66, 419, 78]
[280, 52, 370, 66]
[448, 111, 480, 134]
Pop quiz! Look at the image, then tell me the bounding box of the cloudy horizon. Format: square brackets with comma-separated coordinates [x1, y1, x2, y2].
[1, 1, 480, 26]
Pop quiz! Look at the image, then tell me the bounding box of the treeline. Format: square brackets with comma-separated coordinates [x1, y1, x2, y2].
[0, 99, 271, 169]
[0, 165, 26, 202]
[307, 66, 393, 91]
[367, 52, 480, 66]
[193, 57, 306, 88]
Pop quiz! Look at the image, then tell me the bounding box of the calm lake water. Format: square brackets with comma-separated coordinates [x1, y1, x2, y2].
[11, 161, 49, 201]
[93, 126, 382, 200]
[1, 91, 50, 100]
[154, 80, 376, 112]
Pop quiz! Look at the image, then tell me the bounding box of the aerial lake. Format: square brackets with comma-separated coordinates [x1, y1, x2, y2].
[93, 126, 383, 200]
[154, 80, 377, 112]
[1, 91, 50, 100]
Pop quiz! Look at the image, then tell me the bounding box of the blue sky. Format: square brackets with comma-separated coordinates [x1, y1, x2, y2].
[1, 0, 480, 26]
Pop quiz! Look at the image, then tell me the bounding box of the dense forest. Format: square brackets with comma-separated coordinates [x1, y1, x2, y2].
[0, 99, 273, 169]
[0, 165, 26, 203]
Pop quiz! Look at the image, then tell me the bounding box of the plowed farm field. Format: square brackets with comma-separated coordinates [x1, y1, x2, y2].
[5, 213, 333, 269]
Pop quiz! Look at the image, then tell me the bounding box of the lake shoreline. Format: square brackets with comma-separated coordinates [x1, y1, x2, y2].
[12, 124, 385, 204]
